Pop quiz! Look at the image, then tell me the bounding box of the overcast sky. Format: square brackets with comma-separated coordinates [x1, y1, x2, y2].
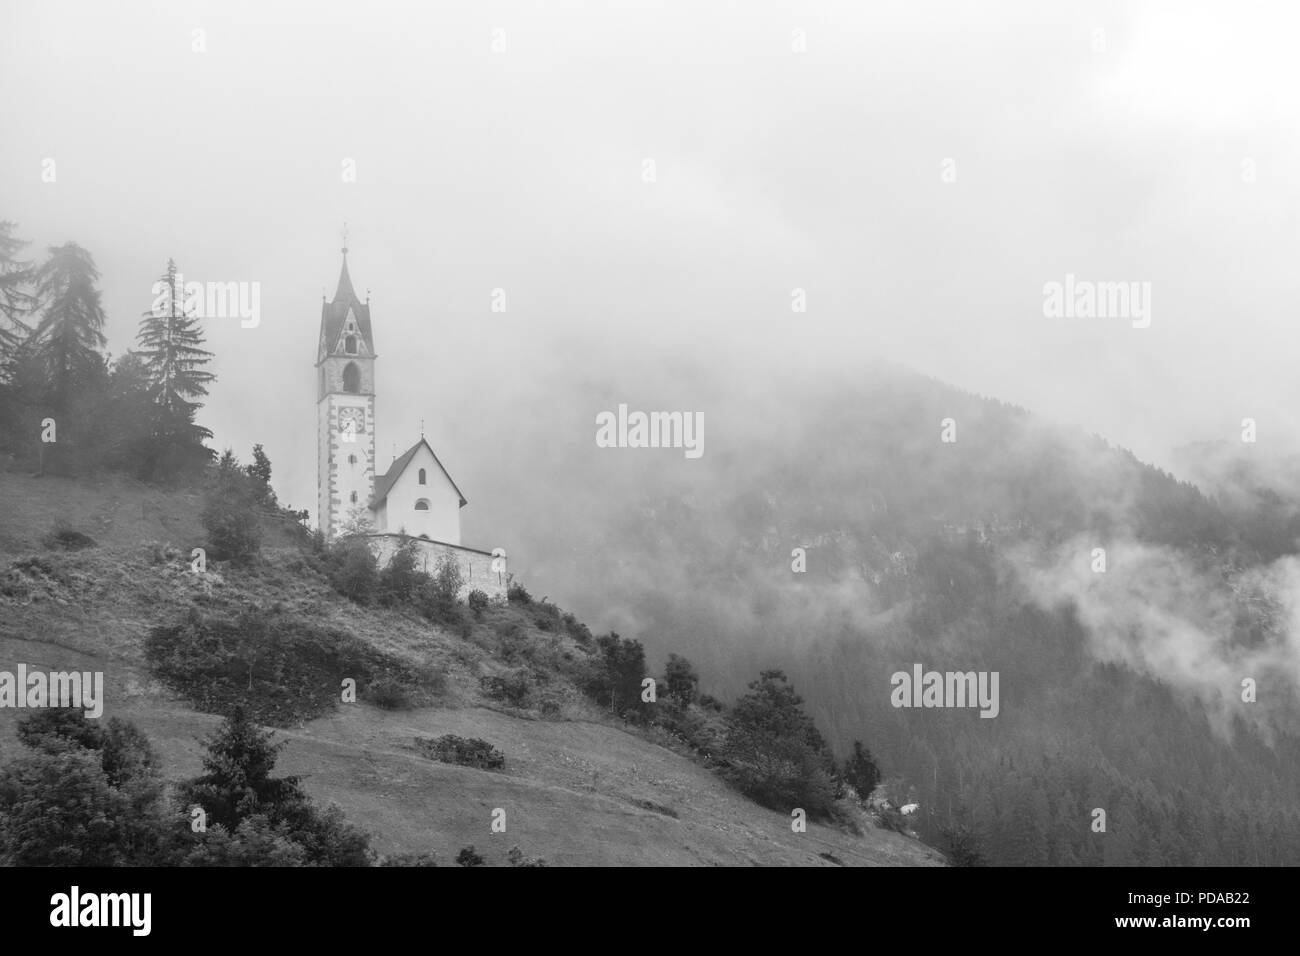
[4, 0, 1299, 548]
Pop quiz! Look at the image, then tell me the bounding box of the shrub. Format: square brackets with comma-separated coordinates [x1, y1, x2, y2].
[479, 671, 532, 708]
[416, 734, 505, 771]
[507, 845, 547, 867]
[43, 524, 97, 551]
[561, 612, 592, 645]
[378, 538, 422, 606]
[467, 589, 490, 616]
[531, 600, 561, 631]
[535, 687, 564, 719]
[327, 537, 379, 605]
[663, 653, 699, 706]
[0, 710, 170, 865]
[433, 553, 464, 598]
[877, 807, 911, 834]
[202, 455, 263, 564]
[416, 555, 467, 629]
[145, 607, 429, 726]
[380, 852, 439, 867]
[507, 581, 532, 605]
[368, 676, 412, 710]
[180, 816, 309, 867]
[455, 845, 485, 867]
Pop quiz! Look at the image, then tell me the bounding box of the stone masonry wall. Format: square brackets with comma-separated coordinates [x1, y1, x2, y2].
[366, 534, 508, 602]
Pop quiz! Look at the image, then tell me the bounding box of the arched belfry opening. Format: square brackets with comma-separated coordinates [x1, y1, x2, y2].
[342, 362, 360, 393]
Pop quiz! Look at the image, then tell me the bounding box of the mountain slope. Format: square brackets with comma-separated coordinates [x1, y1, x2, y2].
[0, 471, 939, 867]
[493, 362, 1300, 865]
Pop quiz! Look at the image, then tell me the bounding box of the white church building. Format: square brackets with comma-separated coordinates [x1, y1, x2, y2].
[315, 244, 507, 599]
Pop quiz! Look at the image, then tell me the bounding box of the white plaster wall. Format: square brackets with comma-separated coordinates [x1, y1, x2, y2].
[382, 444, 462, 544]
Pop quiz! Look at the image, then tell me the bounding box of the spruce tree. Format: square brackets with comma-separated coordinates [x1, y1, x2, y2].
[0, 221, 34, 358]
[31, 242, 106, 411]
[137, 259, 215, 441]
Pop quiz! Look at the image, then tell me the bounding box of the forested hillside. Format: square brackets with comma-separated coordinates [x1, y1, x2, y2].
[521, 363, 1300, 865]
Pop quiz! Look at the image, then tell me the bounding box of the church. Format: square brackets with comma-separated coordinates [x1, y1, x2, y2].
[315, 244, 507, 600]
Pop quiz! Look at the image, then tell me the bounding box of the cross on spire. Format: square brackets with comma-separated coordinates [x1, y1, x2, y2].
[341, 221, 349, 256]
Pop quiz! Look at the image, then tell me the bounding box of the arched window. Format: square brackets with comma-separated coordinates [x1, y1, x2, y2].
[342, 362, 360, 393]
[345, 335, 358, 355]
[418, 468, 427, 485]
[414, 499, 430, 511]
[350, 491, 357, 504]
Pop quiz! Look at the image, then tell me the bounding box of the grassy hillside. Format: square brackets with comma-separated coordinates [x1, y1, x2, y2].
[0, 471, 940, 867]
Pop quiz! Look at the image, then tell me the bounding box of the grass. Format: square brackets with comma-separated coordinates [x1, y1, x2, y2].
[0, 470, 946, 866]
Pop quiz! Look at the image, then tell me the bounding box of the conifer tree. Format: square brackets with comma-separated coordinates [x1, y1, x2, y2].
[31, 242, 106, 411]
[0, 221, 35, 358]
[137, 259, 215, 441]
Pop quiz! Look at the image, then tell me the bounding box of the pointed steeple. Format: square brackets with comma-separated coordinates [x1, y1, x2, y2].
[317, 239, 376, 363]
[334, 244, 358, 304]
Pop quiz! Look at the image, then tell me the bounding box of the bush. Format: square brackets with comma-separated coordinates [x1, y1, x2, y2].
[561, 612, 592, 645]
[0, 710, 170, 865]
[455, 845, 485, 867]
[181, 816, 309, 867]
[145, 607, 430, 726]
[467, 589, 490, 616]
[416, 734, 505, 771]
[531, 600, 561, 631]
[43, 524, 97, 551]
[663, 653, 699, 706]
[380, 852, 439, 867]
[416, 555, 467, 630]
[507, 581, 532, 605]
[877, 807, 911, 834]
[507, 845, 547, 867]
[479, 671, 532, 708]
[378, 538, 422, 606]
[202, 455, 263, 564]
[326, 538, 379, 605]
[368, 676, 412, 710]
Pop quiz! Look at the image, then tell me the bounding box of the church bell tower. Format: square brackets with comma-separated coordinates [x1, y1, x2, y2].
[316, 243, 377, 540]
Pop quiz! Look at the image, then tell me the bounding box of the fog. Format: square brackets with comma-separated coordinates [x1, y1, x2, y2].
[4, 0, 1299, 623]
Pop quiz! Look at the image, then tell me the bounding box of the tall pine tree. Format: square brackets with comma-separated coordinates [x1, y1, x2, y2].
[31, 242, 106, 412]
[137, 259, 215, 443]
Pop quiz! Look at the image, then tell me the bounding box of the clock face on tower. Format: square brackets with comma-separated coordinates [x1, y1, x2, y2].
[339, 407, 364, 438]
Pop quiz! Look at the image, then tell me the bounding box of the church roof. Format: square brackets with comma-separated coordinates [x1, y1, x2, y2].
[318, 250, 375, 362]
[370, 437, 468, 510]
